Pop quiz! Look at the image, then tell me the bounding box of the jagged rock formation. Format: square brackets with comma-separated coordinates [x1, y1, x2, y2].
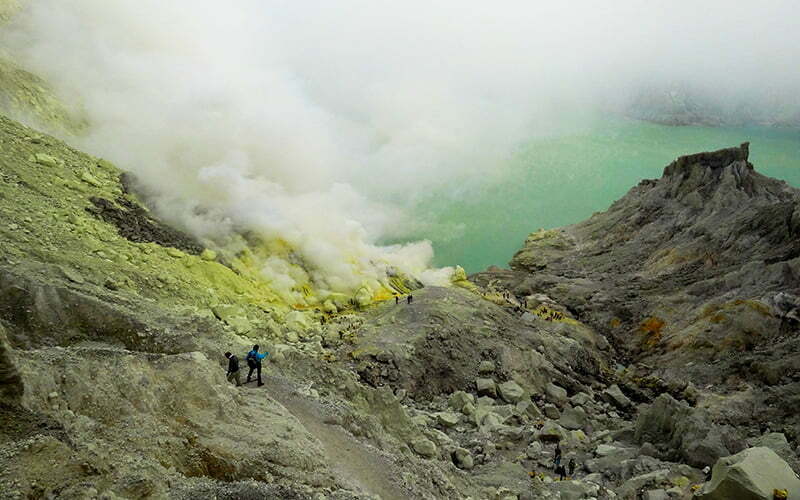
[474, 142, 800, 486]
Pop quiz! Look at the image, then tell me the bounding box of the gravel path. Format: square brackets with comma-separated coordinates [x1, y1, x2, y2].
[262, 375, 409, 500]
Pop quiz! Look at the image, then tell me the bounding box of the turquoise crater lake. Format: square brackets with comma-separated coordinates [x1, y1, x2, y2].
[407, 118, 800, 273]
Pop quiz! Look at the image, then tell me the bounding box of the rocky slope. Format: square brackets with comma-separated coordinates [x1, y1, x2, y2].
[3, 104, 800, 500]
[474, 142, 800, 489]
[0, 112, 621, 499]
[2, 4, 800, 499]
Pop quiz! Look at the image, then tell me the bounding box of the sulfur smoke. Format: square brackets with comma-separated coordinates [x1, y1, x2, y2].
[3, 1, 799, 301]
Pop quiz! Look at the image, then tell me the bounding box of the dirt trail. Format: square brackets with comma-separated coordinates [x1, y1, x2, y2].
[262, 375, 408, 500]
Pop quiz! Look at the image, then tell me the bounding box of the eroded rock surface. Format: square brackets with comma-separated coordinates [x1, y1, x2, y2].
[473, 142, 800, 453]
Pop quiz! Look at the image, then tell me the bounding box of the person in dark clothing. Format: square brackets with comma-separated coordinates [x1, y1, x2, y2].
[395, 296, 399, 304]
[557, 464, 566, 480]
[246, 345, 267, 386]
[407, 294, 413, 304]
[568, 457, 576, 477]
[553, 443, 562, 469]
[224, 352, 241, 386]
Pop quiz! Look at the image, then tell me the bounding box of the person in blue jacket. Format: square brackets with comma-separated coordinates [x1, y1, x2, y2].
[246, 345, 267, 386]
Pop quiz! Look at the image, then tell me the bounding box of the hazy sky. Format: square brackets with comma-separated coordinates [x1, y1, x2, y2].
[3, 1, 798, 294]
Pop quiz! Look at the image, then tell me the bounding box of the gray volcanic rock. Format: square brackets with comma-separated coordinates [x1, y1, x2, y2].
[345, 286, 607, 401]
[698, 447, 800, 500]
[603, 384, 632, 409]
[635, 393, 744, 467]
[472, 143, 800, 447]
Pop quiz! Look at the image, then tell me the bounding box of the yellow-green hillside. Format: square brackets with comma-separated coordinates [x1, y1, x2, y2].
[0, 113, 304, 339]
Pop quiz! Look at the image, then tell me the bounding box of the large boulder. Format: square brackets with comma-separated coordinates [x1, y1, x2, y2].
[452, 447, 474, 470]
[478, 360, 495, 374]
[515, 400, 543, 420]
[543, 404, 561, 419]
[411, 438, 438, 459]
[435, 412, 460, 428]
[448, 391, 475, 412]
[698, 447, 800, 500]
[602, 384, 632, 409]
[645, 490, 668, 500]
[477, 378, 497, 398]
[634, 393, 743, 467]
[537, 421, 569, 442]
[751, 433, 799, 471]
[497, 380, 525, 403]
[551, 479, 600, 500]
[559, 406, 588, 430]
[545, 382, 568, 405]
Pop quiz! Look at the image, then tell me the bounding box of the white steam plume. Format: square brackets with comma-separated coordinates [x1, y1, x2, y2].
[2, 1, 799, 299]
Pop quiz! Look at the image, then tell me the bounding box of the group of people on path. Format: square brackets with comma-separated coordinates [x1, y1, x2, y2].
[224, 345, 268, 387]
[395, 294, 413, 305]
[552, 443, 577, 481]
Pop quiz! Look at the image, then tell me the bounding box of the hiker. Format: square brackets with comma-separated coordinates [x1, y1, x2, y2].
[568, 457, 576, 477]
[703, 466, 712, 481]
[224, 352, 241, 387]
[246, 345, 268, 386]
[407, 294, 413, 304]
[557, 464, 566, 481]
[553, 443, 562, 469]
[395, 296, 399, 304]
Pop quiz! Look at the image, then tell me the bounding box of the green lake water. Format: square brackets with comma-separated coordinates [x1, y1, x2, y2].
[410, 118, 800, 273]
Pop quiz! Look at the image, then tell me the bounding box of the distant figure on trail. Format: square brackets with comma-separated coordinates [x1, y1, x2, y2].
[246, 345, 267, 386]
[568, 457, 576, 476]
[553, 443, 562, 468]
[556, 464, 566, 480]
[703, 466, 712, 481]
[224, 352, 241, 387]
[395, 296, 399, 304]
[407, 294, 413, 304]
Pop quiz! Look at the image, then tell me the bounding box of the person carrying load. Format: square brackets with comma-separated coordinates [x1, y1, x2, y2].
[246, 344, 268, 387]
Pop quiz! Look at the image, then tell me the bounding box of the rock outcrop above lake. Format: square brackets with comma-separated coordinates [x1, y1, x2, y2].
[473, 141, 800, 495]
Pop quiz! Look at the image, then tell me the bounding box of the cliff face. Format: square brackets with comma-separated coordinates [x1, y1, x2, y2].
[474, 142, 800, 440]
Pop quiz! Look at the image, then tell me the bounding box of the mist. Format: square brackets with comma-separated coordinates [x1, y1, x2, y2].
[3, 1, 799, 300]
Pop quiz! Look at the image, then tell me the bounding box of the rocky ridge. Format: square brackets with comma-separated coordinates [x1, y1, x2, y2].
[472, 142, 800, 497]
